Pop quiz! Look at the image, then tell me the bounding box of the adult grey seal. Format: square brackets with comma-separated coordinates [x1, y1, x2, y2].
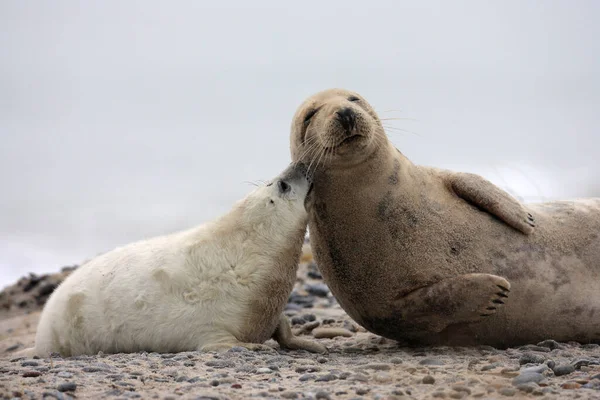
[289, 88, 600, 348]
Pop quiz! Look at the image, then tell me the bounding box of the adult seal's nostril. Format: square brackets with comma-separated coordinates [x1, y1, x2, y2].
[277, 180, 291, 194]
[336, 107, 356, 133]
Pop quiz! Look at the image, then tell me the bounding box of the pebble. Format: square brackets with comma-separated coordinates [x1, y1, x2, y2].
[57, 372, 74, 379]
[5, 344, 20, 352]
[519, 344, 550, 353]
[285, 303, 302, 312]
[299, 374, 316, 381]
[291, 317, 306, 325]
[516, 382, 538, 393]
[572, 359, 600, 369]
[304, 283, 330, 297]
[422, 375, 435, 384]
[21, 360, 39, 367]
[342, 320, 358, 333]
[205, 360, 235, 369]
[521, 365, 548, 374]
[582, 379, 600, 389]
[280, 392, 298, 399]
[315, 391, 331, 400]
[301, 313, 316, 322]
[451, 385, 471, 395]
[42, 391, 65, 400]
[481, 362, 501, 371]
[512, 372, 545, 386]
[312, 327, 353, 339]
[22, 370, 41, 377]
[351, 373, 369, 382]
[553, 364, 575, 376]
[518, 353, 546, 365]
[537, 339, 564, 350]
[82, 366, 105, 373]
[307, 270, 323, 280]
[288, 292, 316, 307]
[362, 363, 391, 371]
[256, 368, 272, 374]
[373, 372, 392, 383]
[449, 391, 466, 399]
[355, 388, 370, 395]
[57, 382, 77, 392]
[418, 358, 445, 366]
[235, 365, 256, 373]
[499, 387, 517, 396]
[315, 373, 337, 382]
[561, 382, 582, 389]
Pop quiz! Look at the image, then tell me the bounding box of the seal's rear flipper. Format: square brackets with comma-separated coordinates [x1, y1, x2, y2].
[446, 172, 535, 235]
[394, 273, 511, 333]
[272, 314, 328, 354]
[10, 347, 36, 358]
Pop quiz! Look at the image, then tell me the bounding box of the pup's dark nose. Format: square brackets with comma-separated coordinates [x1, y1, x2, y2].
[336, 107, 356, 133]
[277, 179, 291, 194]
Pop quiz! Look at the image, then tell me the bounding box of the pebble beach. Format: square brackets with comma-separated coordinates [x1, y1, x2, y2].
[1, 241, 599, 400]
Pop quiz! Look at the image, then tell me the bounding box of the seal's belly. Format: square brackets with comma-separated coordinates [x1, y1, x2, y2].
[309, 195, 600, 347]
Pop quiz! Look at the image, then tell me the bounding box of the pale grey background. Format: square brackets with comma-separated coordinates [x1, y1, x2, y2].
[1, 0, 599, 289]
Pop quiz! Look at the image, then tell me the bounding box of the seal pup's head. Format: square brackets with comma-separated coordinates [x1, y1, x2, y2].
[239, 162, 312, 233]
[290, 88, 388, 171]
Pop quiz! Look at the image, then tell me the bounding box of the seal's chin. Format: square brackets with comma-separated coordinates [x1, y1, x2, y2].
[339, 134, 363, 147]
[325, 134, 366, 150]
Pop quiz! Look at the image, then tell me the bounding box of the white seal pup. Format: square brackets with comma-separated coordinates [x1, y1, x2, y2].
[23, 162, 326, 357]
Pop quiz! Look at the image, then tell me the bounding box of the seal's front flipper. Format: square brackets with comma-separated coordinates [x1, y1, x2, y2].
[272, 314, 328, 354]
[447, 172, 535, 235]
[395, 273, 511, 333]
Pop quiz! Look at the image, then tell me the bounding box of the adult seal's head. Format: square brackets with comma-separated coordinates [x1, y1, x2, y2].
[290, 89, 387, 170]
[289, 88, 600, 349]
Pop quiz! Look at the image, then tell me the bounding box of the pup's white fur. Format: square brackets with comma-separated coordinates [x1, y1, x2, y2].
[23, 163, 325, 357]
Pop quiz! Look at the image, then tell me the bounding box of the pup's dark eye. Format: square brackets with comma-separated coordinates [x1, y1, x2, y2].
[348, 96, 360, 102]
[304, 109, 318, 124]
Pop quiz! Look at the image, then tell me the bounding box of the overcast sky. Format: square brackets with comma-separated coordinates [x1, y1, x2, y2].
[1, 1, 599, 288]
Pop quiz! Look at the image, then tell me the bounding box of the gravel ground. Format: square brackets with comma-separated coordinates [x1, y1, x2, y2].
[1, 241, 600, 399]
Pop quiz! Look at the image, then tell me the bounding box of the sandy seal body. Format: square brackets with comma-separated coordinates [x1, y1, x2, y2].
[290, 88, 600, 348]
[25, 163, 326, 357]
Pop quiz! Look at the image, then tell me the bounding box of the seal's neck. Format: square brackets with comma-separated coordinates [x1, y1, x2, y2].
[313, 141, 417, 189]
[210, 199, 308, 253]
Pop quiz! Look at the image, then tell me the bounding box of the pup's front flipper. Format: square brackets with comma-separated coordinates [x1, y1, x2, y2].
[396, 273, 510, 333]
[447, 172, 535, 234]
[272, 315, 328, 354]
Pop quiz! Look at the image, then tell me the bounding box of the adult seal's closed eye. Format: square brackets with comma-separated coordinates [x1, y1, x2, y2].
[20, 162, 326, 357]
[290, 88, 600, 348]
